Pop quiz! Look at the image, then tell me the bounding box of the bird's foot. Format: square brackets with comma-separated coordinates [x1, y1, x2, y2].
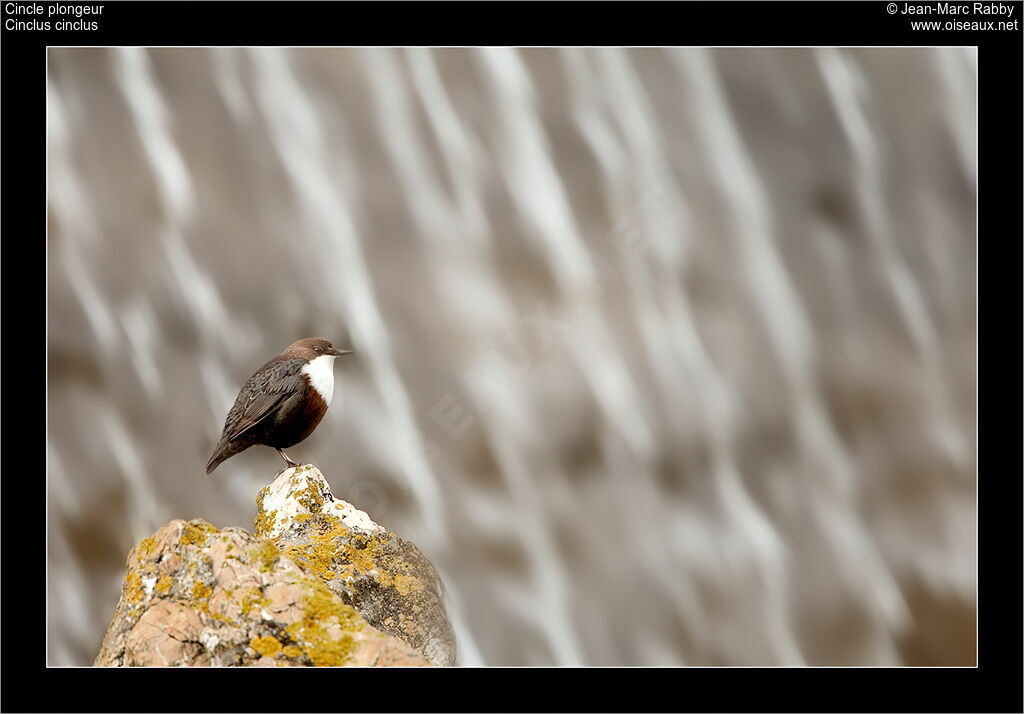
[276, 448, 302, 470]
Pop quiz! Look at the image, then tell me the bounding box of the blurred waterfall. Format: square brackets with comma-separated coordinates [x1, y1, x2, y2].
[47, 47, 976, 666]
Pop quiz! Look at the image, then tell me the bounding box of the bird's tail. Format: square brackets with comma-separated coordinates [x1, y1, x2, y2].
[205, 440, 233, 476]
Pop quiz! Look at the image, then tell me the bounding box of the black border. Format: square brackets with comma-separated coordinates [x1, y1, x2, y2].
[4, 2, 1020, 712]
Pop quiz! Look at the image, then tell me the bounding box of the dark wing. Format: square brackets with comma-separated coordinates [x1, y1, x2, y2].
[224, 357, 306, 442]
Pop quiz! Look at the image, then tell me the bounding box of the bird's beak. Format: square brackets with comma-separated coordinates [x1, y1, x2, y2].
[334, 348, 354, 357]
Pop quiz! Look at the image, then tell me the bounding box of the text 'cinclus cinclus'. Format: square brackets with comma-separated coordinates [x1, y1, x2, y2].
[205, 337, 354, 475]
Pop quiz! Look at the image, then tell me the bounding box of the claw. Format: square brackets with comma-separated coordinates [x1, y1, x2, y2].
[275, 448, 301, 469]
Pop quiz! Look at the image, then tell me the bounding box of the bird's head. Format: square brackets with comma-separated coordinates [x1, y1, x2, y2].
[282, 337, 354, 361]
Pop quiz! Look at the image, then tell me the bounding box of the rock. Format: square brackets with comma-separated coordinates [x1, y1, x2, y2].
[94, 466, 454, 667]
[254, 465, 457, 666]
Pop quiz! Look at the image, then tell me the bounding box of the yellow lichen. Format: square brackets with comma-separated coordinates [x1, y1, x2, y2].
[284, 579, 363, 666]
[238, 586, 267, 617]
[250, 635, 284, 658]
[192, 580, 213, 601]
[335, 532, 400, 590]
[254, 506, 279, 538]
[393, 574, 423, 596]
[136, 535, 158, 561]
[209, 608, 235, 625]
[155, 575, 173, 596]
[282, 514, 371, 583]
[282, 644, 303, 659]
[275, 514, 415, 596]
[124, 571, 144, 604]
[284, 530, 339, 579]
[180, 520, 219, 547]
[293, 480, 326, 513]
[251, 541, 281, 573]
[190, 580, 214, 615]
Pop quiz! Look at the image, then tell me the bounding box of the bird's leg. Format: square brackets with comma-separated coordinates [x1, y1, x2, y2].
[276, 448, 301, 469]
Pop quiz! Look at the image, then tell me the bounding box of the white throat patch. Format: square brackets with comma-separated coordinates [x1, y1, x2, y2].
[302, 355, 336, 406]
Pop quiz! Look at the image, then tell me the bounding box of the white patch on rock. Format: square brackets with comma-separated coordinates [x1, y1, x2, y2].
[258, 465, 384, 540]
[327, 498, 383, 533]
[200, 630, 220, 651]
[141, 575, 157, 596]
[301, 354, 336, 406]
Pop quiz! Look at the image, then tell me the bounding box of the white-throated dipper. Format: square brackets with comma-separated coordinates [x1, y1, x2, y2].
[205, 337, 353, 475]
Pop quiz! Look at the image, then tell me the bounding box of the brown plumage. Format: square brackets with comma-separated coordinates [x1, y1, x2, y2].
[205, 337, 353, 475]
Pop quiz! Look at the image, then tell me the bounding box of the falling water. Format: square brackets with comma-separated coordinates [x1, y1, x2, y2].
[46, 47, 977, 666]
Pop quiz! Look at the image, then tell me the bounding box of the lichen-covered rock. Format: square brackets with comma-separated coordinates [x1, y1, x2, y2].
[255, 465, 457, 666]
[94, 517, 432, 667]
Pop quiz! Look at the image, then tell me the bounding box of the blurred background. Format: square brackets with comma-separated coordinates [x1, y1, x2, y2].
[46, 47, 977, 666]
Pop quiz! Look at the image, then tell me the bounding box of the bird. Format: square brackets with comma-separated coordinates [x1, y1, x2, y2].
[205, 337, 353, 475]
